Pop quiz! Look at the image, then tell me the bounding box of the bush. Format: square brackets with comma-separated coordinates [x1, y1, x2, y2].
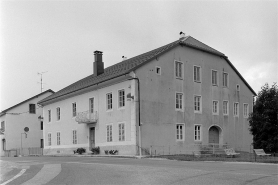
[75, 148, 86, 155]
[91, 146, 100, 154]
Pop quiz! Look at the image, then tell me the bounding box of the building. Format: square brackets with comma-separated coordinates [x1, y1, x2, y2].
[0, 89, 54, 156]
[38, 34, 256, 156]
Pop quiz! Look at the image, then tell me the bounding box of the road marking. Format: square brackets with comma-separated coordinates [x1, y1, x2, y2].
[21, 164, 61, 185]
[0, 169, 26, 185]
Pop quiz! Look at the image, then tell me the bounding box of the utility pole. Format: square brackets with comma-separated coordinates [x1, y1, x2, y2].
[38, 71, 48, 92]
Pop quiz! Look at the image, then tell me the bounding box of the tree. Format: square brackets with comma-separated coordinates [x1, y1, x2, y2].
[249, 83, 278, 152]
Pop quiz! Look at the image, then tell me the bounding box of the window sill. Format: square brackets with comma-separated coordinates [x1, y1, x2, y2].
[194, 81, 201, 83]
[175, 77, 183, 80]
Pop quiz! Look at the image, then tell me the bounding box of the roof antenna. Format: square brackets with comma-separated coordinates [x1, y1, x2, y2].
[37, 71, 48, 92]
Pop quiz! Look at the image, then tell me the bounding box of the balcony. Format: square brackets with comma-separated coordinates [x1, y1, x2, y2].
[75, 111, 98, 124]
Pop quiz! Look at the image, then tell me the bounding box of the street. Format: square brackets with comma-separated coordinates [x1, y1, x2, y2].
[1, 156, 277, 185]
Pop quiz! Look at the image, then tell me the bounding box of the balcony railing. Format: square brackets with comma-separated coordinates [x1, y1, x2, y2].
[75, 111, 98, 124]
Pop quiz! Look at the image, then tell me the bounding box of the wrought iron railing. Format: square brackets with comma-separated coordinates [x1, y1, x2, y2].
[75, 111, 98, 124]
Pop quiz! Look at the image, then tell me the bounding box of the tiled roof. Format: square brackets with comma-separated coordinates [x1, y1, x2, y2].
[38, 36, 255, 105]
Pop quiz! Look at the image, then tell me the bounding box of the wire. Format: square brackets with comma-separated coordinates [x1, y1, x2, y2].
[5, 106, 42, 115]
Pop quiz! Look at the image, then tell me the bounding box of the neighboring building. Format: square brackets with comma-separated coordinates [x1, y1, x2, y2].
[0, 89, 54, 156]
[38, 34, 256, 156]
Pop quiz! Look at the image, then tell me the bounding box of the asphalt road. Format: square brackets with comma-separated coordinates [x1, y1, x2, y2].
[0, 156, 277, 185]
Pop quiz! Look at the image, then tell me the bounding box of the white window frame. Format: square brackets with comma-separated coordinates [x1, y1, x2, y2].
[194, 95, 202, 113]
[118, 89, 125, 108]
[57, 132, 61, 145]
[193, 65, 201, 83]
[212, 100, 219, 115]
[194, 125, 202, 141]
[48, 133, 51, 146]
[175, 60, 183, 79]
[107, 93, 113, 110]
[234, 102, 239, 117]
[89, 98, 94, 113]
[176, 123, 185, 141]
[56, 107, 60, 121]
[243, 103, 249, 118]
[212, 70, 218, 86]
[73, 130, 77, 144]
[106, 124, 113, 142]
[156, 66, 161, 75]
[72, 102, 77, 117]
[118, 123, 125, 141]
[175, 92, 183, 111]
[48, 110, 51, 122]
[223, 101, 229, 115]
[223, 72, 229, 87]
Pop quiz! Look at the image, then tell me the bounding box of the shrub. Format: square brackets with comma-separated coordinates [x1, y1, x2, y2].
[91, 146, 100, 154]
[75, 148, 86, 155]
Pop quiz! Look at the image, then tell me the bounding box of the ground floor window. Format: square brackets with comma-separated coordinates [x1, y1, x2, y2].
[57, 132, 61, 145]
[73, 130, 77, 144]
[194, 125, 201, 141]
[118, 123, 125, 141]
[48, 133, 51, 146]
[107, 124, 112, 142]
[176, 124, 184, 141]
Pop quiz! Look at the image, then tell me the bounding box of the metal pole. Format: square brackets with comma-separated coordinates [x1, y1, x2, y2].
[21, 133, 22, 155]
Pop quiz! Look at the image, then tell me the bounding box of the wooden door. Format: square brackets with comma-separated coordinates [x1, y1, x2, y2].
[209, 126, 219, 144]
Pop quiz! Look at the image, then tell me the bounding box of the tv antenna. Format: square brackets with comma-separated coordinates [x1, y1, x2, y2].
[37, 71, 48, 92]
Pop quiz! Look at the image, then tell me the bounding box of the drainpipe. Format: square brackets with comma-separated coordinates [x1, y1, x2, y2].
[128, 77, 141, 157]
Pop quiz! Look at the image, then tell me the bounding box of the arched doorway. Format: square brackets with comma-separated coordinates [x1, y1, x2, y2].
[209, 126, 220, 144]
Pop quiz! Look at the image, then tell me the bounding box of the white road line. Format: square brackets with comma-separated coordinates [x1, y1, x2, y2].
[21, 164, 61, 185]
[0, 169, 26, 185]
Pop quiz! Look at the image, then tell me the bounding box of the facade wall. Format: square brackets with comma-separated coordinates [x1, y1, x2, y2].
[0, 92, 53, 152]
[43, 80, 137, 155]
[135, 45, 254, 154]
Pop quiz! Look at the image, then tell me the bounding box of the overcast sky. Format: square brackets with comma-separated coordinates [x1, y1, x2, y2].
[0, 0, 277, 111]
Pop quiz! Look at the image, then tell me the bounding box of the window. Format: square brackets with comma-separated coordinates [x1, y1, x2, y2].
[175, 61, 183, 79]
[73, 130, 77, 144]
[176, 93, 183, 110]
[223, 101, 229, 115]
[40, 139, 44, 148]
[107, 93, 113, 110]
[212, 70, 218, 85]
[223, 72, 228, 87]
[48, 133, 51, 146]
[194, 125, 201, 141]
[89, 98, 94, 113]
[194, 95, 201, 112]
[48, 110, 51, 122]
[118, 90, 125, 108]
[234, 102, 239, 116]
[72, 103, 76, 117]
[176, 124, 184, 141]
[212, 101, 219, 114]
[107, 125, 112, 142]
[194, 66, 201, 82]
[243, 104, 249, 118]
[40, 121, 43, 130]
[156, 66, 161, 75]
[118, 123, 125, 141]
[236, 84, 240, 91]
[57, 132, 60, 145]
[56, 107, 60, 121]
[1, 121, 5, 132]
[29, 104, 36, 114]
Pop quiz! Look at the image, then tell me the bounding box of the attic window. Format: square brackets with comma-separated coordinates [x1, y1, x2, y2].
[29, 104, 36, 114]
[156, 66, 161, 75]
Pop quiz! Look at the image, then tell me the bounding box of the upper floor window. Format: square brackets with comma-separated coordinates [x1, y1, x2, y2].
[73, 130, 77, 144]
[118, 123, 125, 141]
[107, 93, 113, 110]
[212, 101, 219, 114]
[223, 101, 229, 115]
[175, 61, 183, 79]
[107, 124, 113, 142]
[56, 107, 60, 121]
[118, 90, 125, 108]
[48, 110, 51, 122]
[234, 102, 239, 117]
[194, 95, 202, 113]
[223, 72, 228, 87]
[29, 104, 36, 114]
[176, 124, 184, 141]
[194, 125, 201, 141]
[72, 103, 76, 117]
[176, 93, 183, 110]
[41, 121, 43, 130]
[89, 98, 94, 113]
[194, 66, 201, 82]
[243, 104, 249, 118]
[1, 121, 5, 132]
[212, 70, 218, 86]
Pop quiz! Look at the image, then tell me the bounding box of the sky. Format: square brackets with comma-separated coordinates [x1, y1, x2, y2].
[0, 0, 277, 111]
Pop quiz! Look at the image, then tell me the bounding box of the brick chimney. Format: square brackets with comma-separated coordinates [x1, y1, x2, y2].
[94, 51, 104, 76]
